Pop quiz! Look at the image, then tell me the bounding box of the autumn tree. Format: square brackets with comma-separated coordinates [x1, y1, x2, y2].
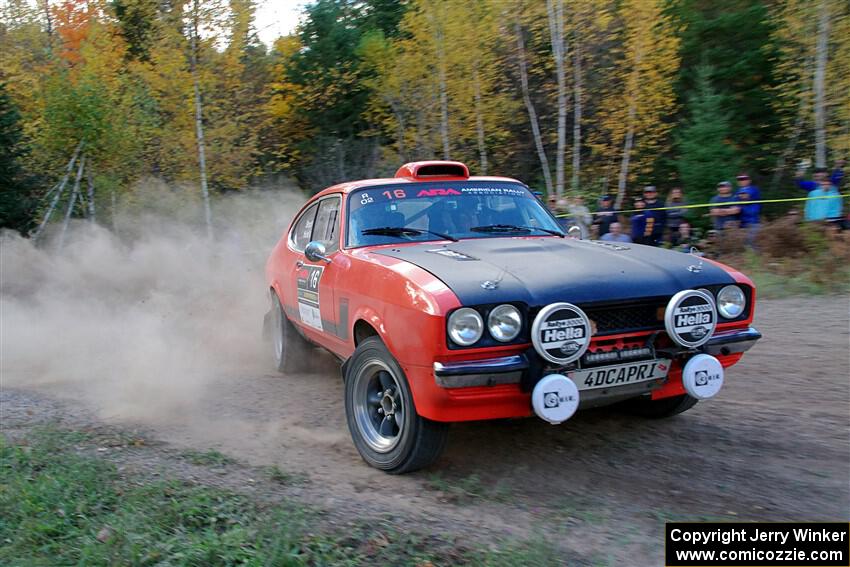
[592, 0, 680, 207]
[770, 0, 850, 182]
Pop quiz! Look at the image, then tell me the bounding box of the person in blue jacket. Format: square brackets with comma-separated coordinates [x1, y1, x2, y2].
[796, 160, 844, 192]
[630, 199, 648, 244]
[640, 185, 667, 246]
[804, 177, 843, 222]
[736, 185, 761, 247]
[736, 174, 761, 217]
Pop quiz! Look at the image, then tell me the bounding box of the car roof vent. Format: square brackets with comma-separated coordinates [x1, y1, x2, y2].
[394, 161, 470, 180]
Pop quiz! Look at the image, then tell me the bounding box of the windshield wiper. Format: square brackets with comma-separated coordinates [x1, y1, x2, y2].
[470, 224, 565, 238]
[361, 226, 458, 242]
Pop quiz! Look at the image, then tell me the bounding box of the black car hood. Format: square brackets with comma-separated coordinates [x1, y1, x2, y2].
[373, 237, 735, 306]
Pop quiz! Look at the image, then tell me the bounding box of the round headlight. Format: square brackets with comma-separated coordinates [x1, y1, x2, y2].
[448, 308, 484, 346]
[488, 304, 522, 342]
[717, 285, 746, 319]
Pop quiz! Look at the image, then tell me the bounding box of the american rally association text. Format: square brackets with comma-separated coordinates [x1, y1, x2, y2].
[670, 527, 849, 547]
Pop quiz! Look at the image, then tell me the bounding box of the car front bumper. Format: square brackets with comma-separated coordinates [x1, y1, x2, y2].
[432, 326, 761, 390]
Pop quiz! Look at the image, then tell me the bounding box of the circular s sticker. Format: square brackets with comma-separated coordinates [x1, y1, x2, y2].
[682, 354, 724, 399]
[664, 289, 717, 348]
[531, 302, 592, 365]
[532, 374, 580, 424]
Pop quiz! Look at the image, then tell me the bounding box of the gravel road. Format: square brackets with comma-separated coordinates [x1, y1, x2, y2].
[3, 295, 848, 565]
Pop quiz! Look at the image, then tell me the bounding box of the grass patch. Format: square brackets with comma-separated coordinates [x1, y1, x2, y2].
[180, 448, 237, 466]
[264, 465, 309, 486]
[427, 472, 514, 504]
[0, 427, 569, 566]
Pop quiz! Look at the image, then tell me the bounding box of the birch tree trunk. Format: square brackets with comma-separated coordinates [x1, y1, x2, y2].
[111, 191, 119, 235]
[86, 167, 96, 221]
[190, 0, 213, 240]
[546, 0, 567, 197]
[771, 89, 809, 192]
[31, 141, 83, 243]
[515, 23, 553, 195]
[42, 0, 54, 50]
[58, 154, 86, 250]
[813, 0, 830, 168]
[473, 65, 488, 174]
[571, 36, 583, 191]
[616, 103, 636, 210]
[436, 25, 451, 160]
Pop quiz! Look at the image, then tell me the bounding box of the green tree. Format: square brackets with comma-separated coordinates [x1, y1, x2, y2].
[0, 82, 37, 232]
[677, 65, 740, 207]
[672, 0, 783, 176]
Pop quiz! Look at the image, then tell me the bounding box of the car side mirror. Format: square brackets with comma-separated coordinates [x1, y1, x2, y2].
[567, 225, 583, 239]
[304, 241, 332, 263]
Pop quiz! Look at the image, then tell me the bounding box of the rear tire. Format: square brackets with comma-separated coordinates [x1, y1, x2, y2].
[344, 336, 448, 473]
[270, 292, 312, 374]
[619, 393, 699, 418]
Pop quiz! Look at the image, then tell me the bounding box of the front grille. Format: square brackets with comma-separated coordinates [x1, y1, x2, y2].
[582, 301, 666, 335]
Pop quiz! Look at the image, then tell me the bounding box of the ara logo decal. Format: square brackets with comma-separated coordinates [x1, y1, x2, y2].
[417, 188, 462, 197]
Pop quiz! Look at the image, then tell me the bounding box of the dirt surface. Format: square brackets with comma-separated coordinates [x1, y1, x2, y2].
[3, 295, 849, 565]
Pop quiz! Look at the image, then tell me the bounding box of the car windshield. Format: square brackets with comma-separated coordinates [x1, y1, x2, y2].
[347, 181, 563, 247]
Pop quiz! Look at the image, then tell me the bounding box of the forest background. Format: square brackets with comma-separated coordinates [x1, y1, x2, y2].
[1, 0, 848, 235]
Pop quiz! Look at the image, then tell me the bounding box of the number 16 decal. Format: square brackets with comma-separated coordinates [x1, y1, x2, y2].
[297, 265, 324, 331]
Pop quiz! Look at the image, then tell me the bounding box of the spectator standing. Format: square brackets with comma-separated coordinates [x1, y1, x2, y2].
[736, 186, 761, 246]
[601, 221, 632, 243]
[630, 199, 648, 244]
[675, 221, 701, 252]
[641, 186, 666, 246]
[796, 162, 844, 192]
[709, 181, 741, 230]
[568, 195, 592, 239]
[804, 177, 843, 222]
[736, 174, 762, 216]
[665, 187, 688, 246]
[554, 198, 570, 231]
[594, 195, 616, 237]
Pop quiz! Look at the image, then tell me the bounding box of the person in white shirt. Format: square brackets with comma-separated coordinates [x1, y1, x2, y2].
[600, 222, 632, 243]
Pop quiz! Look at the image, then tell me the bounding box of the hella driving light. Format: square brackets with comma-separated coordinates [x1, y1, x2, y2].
[488, 304, 522, 342]
[448, 308, 484, 346]
[717, 285, 746, 319]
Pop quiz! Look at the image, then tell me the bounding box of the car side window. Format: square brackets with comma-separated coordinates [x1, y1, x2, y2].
[291, 203, 319, 251]
[311, 197, 341, 253]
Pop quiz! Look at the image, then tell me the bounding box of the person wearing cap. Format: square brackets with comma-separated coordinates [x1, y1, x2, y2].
[710, 181, 740, 231]
[664, 187, 688, 246]
[736, 174, 761, 216]
[639, 185, 667, 246]
[736, 185, 761, 246]
[593, 195, 617, 237]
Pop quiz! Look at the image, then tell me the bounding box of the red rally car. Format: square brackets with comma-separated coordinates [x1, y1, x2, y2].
[265, 161, 761, 473]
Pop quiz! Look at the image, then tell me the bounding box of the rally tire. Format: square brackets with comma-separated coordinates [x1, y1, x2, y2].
[344, 337, 448, 474]
[619, 393, 699, 418]
[270, 291, 312, 374]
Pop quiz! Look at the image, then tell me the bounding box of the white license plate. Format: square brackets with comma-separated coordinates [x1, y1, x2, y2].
[569, 359, 671, 391]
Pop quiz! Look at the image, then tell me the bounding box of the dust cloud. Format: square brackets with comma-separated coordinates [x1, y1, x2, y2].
[1, 180, 305, 423]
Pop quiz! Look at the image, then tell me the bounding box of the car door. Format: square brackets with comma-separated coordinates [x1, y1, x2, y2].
[286, 195, 343, 345]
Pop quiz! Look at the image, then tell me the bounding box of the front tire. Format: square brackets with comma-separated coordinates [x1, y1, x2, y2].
[619, 393, 699, 418]
[344, 337, 448, 473]
[270, 292, 312, 373]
